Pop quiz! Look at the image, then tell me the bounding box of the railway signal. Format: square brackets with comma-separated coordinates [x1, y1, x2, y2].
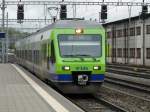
[17, 4, 24, 20]
[60, 5, 67, 20]
[101, 4, 107, 20]
[142, 5, 148, 13]
[140, 5, 148, 20]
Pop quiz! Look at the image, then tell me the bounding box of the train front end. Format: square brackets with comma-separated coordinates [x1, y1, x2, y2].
[51, 27, 105, 93]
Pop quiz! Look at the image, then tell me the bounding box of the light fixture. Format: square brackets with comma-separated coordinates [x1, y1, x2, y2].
[93, 66, 100, 70]
[62, 66, 70, 70]
[75, 28, 84, 34]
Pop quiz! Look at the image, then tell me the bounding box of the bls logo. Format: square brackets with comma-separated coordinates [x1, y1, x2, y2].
[76, 66, 88, 71]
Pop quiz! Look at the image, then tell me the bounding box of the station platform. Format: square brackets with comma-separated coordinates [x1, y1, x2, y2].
[0, 64, 84, 112]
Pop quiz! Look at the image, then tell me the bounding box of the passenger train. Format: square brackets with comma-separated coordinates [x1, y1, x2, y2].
[15, 20, 106, 93]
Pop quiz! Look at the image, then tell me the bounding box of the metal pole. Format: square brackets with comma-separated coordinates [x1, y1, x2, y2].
[1, 0, 5, 32]
[142, 0, 145, 66]
[1, 0, 5, 63]
[6, 12, 8, 63]
[73, 5, 76, 18]
[127, 5, 132, 64]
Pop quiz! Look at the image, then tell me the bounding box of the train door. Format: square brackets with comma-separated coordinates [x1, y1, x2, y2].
[41, 43, 47, 71]
[41, 42, 51, 70]
[49, 40, 56, 75]
[46, 43, 50, 70]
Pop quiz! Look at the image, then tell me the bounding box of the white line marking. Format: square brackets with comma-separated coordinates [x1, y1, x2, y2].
[12, 64, 69, 112]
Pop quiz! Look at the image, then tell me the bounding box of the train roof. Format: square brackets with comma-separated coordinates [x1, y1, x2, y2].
[19, 20, 103, 42]
[37, 20, 103, 33]
[52, 20, 102, 28]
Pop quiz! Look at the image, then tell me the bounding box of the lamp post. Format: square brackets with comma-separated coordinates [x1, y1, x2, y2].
[1, 0, 5, 32]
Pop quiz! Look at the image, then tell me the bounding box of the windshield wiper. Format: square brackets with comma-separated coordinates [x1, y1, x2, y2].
[63, 54, 97, 61]
[63, 55, 77, 57]
[73, 54, 97, 61]
[62, 54, 84, 61]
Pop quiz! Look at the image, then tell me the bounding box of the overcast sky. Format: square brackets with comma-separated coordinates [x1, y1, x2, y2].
[1, 0, 150, 32]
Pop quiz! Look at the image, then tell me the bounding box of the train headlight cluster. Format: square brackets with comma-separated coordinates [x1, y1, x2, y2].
[93, 66, 100, 70]
[62, 66, 70, 71]
[75, 28, 84, 34]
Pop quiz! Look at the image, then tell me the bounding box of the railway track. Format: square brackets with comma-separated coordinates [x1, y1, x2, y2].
[107, 64, 150, 75]
[66, 94, 128, 112]
[103, 82, 150, 102]
[102, 68, 150, 111]
[105, 74, 150, 93]
[99, 84, 150, 112]
[107, 68, 150, 79]
[107, 64, 150, 71]
[64, 75, 149, 112]
[106, 64, 150, 93]
[67, 77, 150, 112]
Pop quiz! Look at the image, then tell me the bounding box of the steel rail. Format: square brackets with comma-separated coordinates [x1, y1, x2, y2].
[103, 84, 150, 102]
[107, 67, 150, 79]
[105, 76, 150, 93]
[67, 94, 128, 112]
[93, 95, 128, 112]
[107, 64, 150, 72]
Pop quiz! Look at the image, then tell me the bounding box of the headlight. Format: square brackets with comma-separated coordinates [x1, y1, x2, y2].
[93, 66, 100, 70]
[75, 28, 84, 34]
[62, 66, 70, 70]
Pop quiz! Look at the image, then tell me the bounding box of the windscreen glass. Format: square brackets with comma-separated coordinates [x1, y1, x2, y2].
[58, 35, 102, 58]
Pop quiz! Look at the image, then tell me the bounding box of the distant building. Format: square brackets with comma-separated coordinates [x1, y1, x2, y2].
[104, 13, 150, 66]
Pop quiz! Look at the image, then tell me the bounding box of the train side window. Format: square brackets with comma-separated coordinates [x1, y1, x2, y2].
[50, 41, 56, 63]
[34, 50, 36, 63]
[37, 50, 39, 64]
[27, 50, 29, 61]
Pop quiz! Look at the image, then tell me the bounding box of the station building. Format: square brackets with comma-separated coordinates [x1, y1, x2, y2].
[104, 13, 150, 66]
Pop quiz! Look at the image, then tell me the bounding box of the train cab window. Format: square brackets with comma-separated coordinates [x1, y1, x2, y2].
[58, 35, 101, 57]
[51, 41, 56, 63]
